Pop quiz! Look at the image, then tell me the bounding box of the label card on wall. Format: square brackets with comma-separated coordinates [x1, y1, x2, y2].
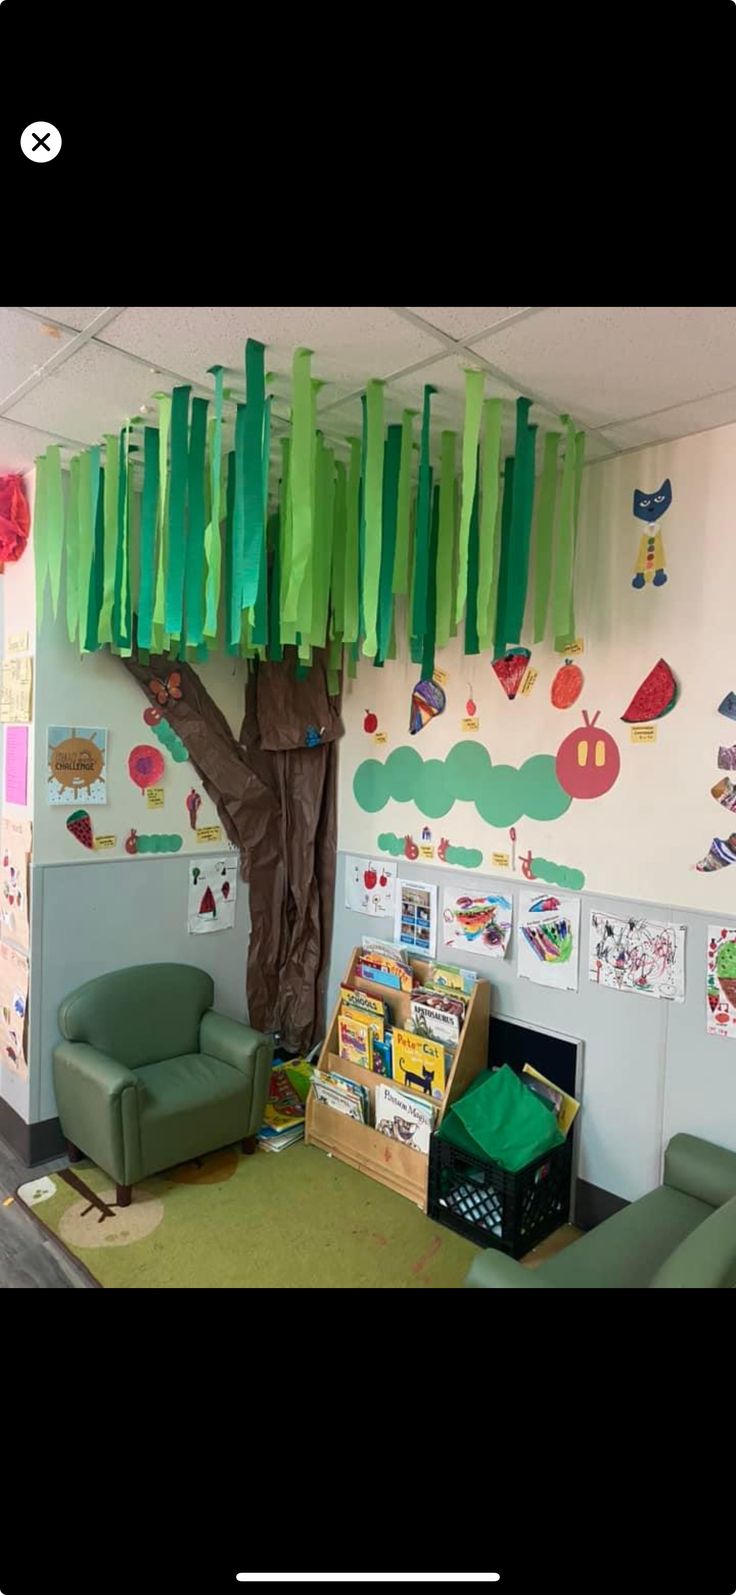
[196, 825, 223, 844]
[147, 787, 165, 808]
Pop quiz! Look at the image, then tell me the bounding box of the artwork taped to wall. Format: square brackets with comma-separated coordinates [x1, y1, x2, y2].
[706, 925, 736, 1039]
[589, 912, 685, 1001]
[394, 879, 437, 959]
[345, 856, 396, 917]
[0, 656, 32, 724]
[187, 856, 238, 934]
[4, 724, 29, 806]
[517, 890, 581, 991]
[47, 727, 107, 805]
[0, 941, 29, 1076]
[0, 817, 32, 951]
[442, 889, 512, 959]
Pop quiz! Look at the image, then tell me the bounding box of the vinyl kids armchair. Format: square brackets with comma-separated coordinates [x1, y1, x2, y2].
[53, 964, 273, 1206]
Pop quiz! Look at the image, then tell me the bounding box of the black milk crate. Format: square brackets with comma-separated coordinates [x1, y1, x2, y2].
[428, 1133, 573, 1259]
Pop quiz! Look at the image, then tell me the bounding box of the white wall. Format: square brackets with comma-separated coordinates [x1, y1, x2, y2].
[0, 471, 35, 1122]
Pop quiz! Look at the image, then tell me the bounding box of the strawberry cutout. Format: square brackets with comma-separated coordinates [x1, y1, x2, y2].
[364, 867, 377, 890]
[67, 810, 94, 850]
[492, 647, 531, 700]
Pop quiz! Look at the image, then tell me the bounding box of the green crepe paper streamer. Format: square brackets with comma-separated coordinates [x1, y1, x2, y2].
[223, 449, 240, 657]
[65, 456, 80, 644]
[112, 428, 131, 649]
[151, 394, 172, 648]
[392, 409, 416, 596]
[357, 394, 367, 646]
[493, 457, 516, 657]
[455, 369, 485, 628]
[34, 453, 49, 626]
[435, 430, 456, 649]
[485, 467, 505, 650]
[77, 450, 94, 649]
[278, 437, 297, 647]
[165, 385, 191, 638]
[98, 434, 119, 644]
[477, 398, 503, 649]
[411, 385, 435, 645]
[362, 379, 385, 657]
[504, 398, 537, 644]
[84, 464, 105, 652]
[45, 444, 64, 621]
[330, 457, 347, 639]
[184, 396, 208, 645]
[343, 436, 361, 644]
[552, 416, 577, 645]
[241, 339, 266, 612]
[464, 460, 480, 656]
[533, 430, 561, 644]
[375, 425, 401, 663]
[420, 482, 440, 681]
[267, 511, 283, 662]
[252, 414, 273, 648]
[410, 464, 432, 666]
[137, 426, 160, 650]
[296, 377, 319, 652]
[230, 404, 247, 647]
[309, 438, 334, 647]
[283, 348, 313, 625]
[554, 429, 587, 651]
[204, 366, 224, 639]
[84, 447, 102, 651]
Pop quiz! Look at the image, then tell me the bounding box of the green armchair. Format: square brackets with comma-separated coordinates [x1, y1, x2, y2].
[464, 1133, 736, 1288]
[52, 964, 273, 1206]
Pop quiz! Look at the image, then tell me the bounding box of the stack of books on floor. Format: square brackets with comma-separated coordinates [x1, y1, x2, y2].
[257, 1058, 314, 1152]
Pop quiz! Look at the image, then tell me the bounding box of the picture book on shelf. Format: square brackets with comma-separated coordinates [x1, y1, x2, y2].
[410, 991, 463, 1047]
[338, 1013, 374, 1071]
[391, 1027, 447, 1100]
[426, 962, 478, 996]
[311, 1074, 366, 1122]
[339, 985, 388, 1022]
[375, 1082, 436, 1155]
[340, 1001, 385, 1042]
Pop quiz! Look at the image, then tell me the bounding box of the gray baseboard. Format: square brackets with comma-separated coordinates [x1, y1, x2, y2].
[0, 1099, 64, 1168]
[576, 1178, 629, 1230]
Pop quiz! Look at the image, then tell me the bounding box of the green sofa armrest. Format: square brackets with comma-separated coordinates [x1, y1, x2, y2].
[464, 1250, 550, 1288]
[664, 1133, 736, 1209]
[199, 1011, 273, 1129]
[651, 1194, 736, 1288]
[52, 1042, 143, 1186]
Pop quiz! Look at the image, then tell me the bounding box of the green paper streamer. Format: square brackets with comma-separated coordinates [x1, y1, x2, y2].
[420, 483, 441, 681]
[309, 437, 334, 647]
[241, 339, 266, 612]
[267, 510, 283, 662]
[505, 398, 537, 644]
[343, 436, 361, 644]
[98, 434, 119, 644]
[252, 508, 273, 648]
[151, 394, 171, 638]
[296, 377, 319, 649]
[230, 404, 247, 646]
[533, 430, 561, 644]
[85, 447, 102, 651]
[493, 457, 516, 657]
[137, 426, 159, 649]
[65, 456, 80, 644]
[165, 385, 191, 637]
[283, 348, 313, 624]
[112, 429, 132, 651]
[362, 379, 384, 657]
[455, 369, 485, 626]
[464, 462, 480, 656]
[279, 437, 297, 647]
[184, 396, 208, 645]
[330, 457, 347, 639]
[392, 409, 415, 595]
[45, 445, 64, 621]
[204, 366, 224, 639]
[435, 430, 456, 649]
[411, 384, 436, 644]
[477, 398, 503, 649]
[84, 464, 105, 652]
[376, 425, 401, 662]
[555, 428, 586, 650]
[77, 451, 94, 649]
[552, 416, 577, 644]
[224, 450, 239, 656]
[34, 453, 49, 625]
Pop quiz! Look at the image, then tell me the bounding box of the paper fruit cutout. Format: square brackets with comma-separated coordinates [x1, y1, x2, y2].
[696, 835, 736, 872]
[718, 692, 736, 722]
[551, 659, 584, 710]
[363, 866, 378, 890]
[404, 835, 419, 860]
[125, 828, 183, 856]
[492, 647, 531, 701]
[66, 809, 94, 850]
[143, 705, 163, 727]
[621, 659, 678, 723]
[128, 744, 165, 792]
[149, 670, 182, 708]
[716, 938, 736, 1007]
[631, 478, 670, 589]
[186, 788, 202, 830]
[555, 711, 621, 800]
[410, 677, 446, 734]
[363, 710, 378, 734]
[466, 685, 477, 716]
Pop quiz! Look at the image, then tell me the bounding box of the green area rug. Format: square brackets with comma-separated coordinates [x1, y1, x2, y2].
[16, 1143, 479, 1288]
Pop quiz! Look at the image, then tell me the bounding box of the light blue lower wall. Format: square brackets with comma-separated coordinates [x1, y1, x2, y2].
[28, 856, 251, 1125]
[329, 853, 736, 1202]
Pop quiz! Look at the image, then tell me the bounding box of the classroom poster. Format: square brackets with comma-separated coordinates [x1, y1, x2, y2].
[442, 888, 512, 959]
[588, 911, 685, 1000]
[0, 657, 33, 723]
[706, 924, 736, 1038]
[187, 856, 238, 934]
[0, 817, 32, 952]
[0, 941, 29, 1076]
[47, 727, 107, 805]
[4, 725, 29, 806]
[394, 878, 437, 958]
[345, 856, 396, 917]
[517, 890, 581, 991]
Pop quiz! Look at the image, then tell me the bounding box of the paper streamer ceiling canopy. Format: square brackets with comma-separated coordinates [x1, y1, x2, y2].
[31, 342, 588, 675]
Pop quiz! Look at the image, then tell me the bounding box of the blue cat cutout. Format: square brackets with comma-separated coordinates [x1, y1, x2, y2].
[633, 479, 672, 523]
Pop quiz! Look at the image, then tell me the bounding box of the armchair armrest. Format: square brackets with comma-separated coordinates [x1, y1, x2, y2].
[464, 1250, 549, 1288]
[664, 1133, 736, 1209]
[199, 1011, 273, 1136]
[52, 1042, 142, 1185]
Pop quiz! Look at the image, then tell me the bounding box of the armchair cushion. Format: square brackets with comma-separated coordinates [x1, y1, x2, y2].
[136, 1053, 254, 1176]
[52, 1042, 143, 1186]
[58, 964, 215, 1070]
[651, 1194, 736, 1288]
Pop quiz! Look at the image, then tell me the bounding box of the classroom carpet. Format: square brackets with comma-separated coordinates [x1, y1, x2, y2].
[15, 1142, 483, 1289]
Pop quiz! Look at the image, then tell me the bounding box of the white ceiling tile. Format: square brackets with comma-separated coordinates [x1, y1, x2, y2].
[101, 306, 446, 388]
[4, 343, 168, 444]
[0, 418, 74, 474]
[23, 307, 107, 331]
[597, 388, 736, 452]
[471, 307, 736, 428]
[406, 307, 530, 339]
[0, 308, 76, 404]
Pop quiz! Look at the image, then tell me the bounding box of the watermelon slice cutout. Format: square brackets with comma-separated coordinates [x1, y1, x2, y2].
[67, 809, 94, 850]
[492, 647, 531, 701]
[621, 658, 678, 723]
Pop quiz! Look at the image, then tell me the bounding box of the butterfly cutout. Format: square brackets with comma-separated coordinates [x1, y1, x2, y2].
[149, 671, 183, 708]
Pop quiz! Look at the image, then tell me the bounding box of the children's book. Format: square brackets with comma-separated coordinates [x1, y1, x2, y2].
[374, 1082, 436, 1155]
[261, 1064, 307, 1133]
[311, 1075, 365, 1122]
[340, 1001, 385, 1043]
[391, 1027, 446, 1100]
[522, 1063, 580, 1135]
[426, 962, 478, 996]
[339, 985, 387, 1021]
[338, 1013, 374, 1071]
[410, 996, 461, 1047]
[328, 1070, 370, 1122]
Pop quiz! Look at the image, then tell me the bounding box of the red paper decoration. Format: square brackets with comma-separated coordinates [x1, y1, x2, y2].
[0, 475, 31, 564]
[555, 711, 621, 800]
[128, 744, 165, 792]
